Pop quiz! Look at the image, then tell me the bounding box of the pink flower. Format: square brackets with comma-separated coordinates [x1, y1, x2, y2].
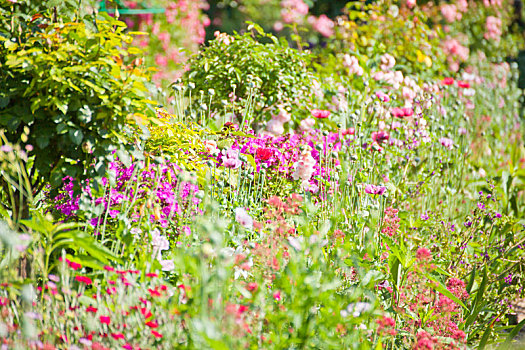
[343, 55, 364, 76]
[484, 16, 502, 42]
[416, 247, 432, 261]
[160, 259, 175, 272]
[364, 184, 386, 195]
[407, 0, 416, 8]
[441, 4, 460, 22]
[155, 54, 168, 67]
[310, 14, 334, 37]
[273, 291, 282, 301]
[380, 54, 396, 71]
[281, 0, 309, 24]
[439, 137, 454, 150]
[246, 282, 258, 292]
[376, 91, 390, 102]
[371, 131, 390, 144]
[442, 77, 455, 85]
[311, 109, 330, 119]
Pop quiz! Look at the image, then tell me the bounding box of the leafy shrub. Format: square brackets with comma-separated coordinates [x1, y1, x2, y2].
[324, 0, 448, 80]
[0, 6, 155, 195]
[182, 23, 315, 129]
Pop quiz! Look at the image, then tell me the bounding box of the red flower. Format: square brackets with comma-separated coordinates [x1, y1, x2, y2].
[140, 307, 153, 319]
[238, 305, 249, 314]
[256, 148, 273, 161]
[0, 297, 8, 306]
[442, 77, 454, 85]
[146, 273, 158, 278]
[86, 306, 98, 313]
[457, 80, 470, 88]
[151, 330, 163, 338]
[75, 275, 92, 285]
[99, 315, 111, 325]
[60, 257, 82, 270]
[145, 320, 159, 328]
[111, 332, 125, 340]
[104, 265, 115, 272]
[148, 288, 161, 297]
[311, 109, 330, 119]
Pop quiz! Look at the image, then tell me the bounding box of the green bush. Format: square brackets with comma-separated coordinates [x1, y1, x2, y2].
[183, 23, 315, 129]
[0, 3, 155, 196]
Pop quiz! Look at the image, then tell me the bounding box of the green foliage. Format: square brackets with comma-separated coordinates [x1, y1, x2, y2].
[183, 23, 315, 127]
[324, 0, 448, 80]
[0, 7, 155, 191]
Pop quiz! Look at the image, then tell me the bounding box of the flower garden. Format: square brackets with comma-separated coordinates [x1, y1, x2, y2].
[1, 0, 525, 348]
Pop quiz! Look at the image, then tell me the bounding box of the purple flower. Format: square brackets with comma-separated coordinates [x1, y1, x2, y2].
[364, 184, 387, 195]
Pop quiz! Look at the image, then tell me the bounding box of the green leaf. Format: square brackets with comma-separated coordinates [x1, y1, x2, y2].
[478, 325, 492, 350]
[69, 230, 123, 265]
[245, 154, 257, 170]
[465, 266, 488, 328]
[36, 135, 50, 149]
[0, 97, 9, 109]
[425, 273, 467, 310]
[502, 319, 525, 346]
[66, 254, 105, 271]
[69, 129, 84, 145]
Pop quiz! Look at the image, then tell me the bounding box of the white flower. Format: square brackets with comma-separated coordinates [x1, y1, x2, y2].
[299, 118, 315, 132]
[287, 236, 304, 250]
[160, 259, 175, 272]
[235, 207, 253, 229]
[292, 150, 316, 183]
[151, 228, 170, 264]
[266, 119, 284, 136]
[346, 302, 372, 317]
